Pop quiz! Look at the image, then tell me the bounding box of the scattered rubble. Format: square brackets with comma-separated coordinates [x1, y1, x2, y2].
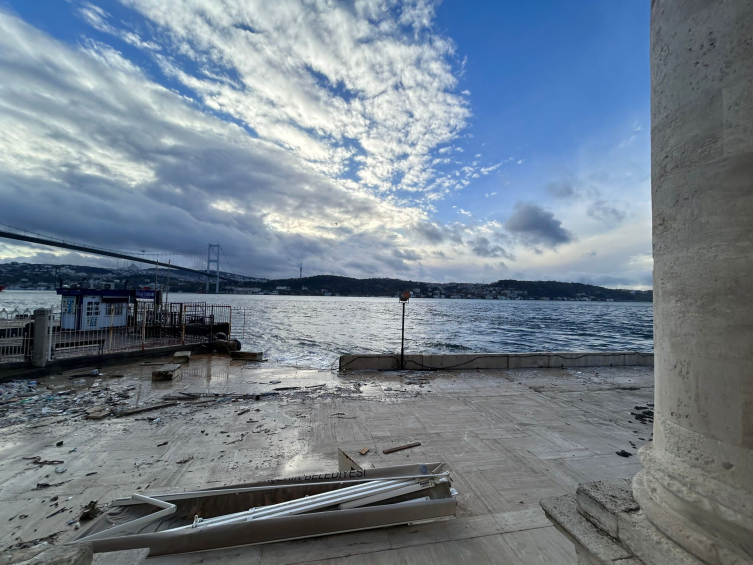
[23, 456, 64, 466]
[77, 501, 99, 521]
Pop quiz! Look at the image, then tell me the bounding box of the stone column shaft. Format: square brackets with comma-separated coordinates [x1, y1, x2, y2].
[636, 1, 753, 563]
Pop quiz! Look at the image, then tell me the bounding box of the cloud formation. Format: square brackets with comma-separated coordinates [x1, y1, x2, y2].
[0, 3, 653, 288]
[87, 0, 470, 195]
[470, 237, 512, 259]
[0, 9, 428, 278]
[587, 200, 626, 226]
[505, 203, 574, 248]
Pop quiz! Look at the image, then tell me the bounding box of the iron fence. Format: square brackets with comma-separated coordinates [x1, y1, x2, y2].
[230, 307, 250, 341]
[1, 302, 232, 364]
[0, 307, 34, 363]
[49, 302, 232, 361]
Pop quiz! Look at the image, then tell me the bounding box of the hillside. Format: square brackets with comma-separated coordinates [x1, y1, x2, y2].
[0, 263, 652, 302]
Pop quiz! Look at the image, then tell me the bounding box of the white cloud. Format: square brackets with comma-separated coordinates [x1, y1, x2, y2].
[101, 0, 471, 194]
[0, 4, 654, 288]
[0, 9, 428, 279]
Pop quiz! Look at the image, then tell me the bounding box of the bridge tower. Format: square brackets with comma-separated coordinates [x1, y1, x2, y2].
[206, 244, 220, 293]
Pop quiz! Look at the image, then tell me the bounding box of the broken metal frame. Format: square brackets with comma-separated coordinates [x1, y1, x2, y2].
[71, 461, 457, 557]
[175, 475, 444, 531]
[75, 494, 176, 543]
[110, 470, 450, 506]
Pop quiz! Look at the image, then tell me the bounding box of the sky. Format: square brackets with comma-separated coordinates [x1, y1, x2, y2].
[0, 0, 652, 288]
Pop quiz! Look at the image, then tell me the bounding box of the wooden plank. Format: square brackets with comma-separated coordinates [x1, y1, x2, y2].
[114, 402, 177, 418]
[382, 441, 421, 454]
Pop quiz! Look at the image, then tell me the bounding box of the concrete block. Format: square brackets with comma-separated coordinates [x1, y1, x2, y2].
[540, 494, 632, 563]
[1, 544, 93, 565]
[622, 352, 640, 365]
[91, 548, 149, 564]
[471, 355, 509, 370]
[575, 479, 638, 538]
[636, 353, 654, 367]
[617, 509, 704, 565]
[230, 351, 263, 361]
[508, 353, 550, 369]
[402, 355, 424, 370]
[151, 364, 181, 381]
[339, 355, 399, 371]
[172, 351, 191, 364]
[214, 340, 239, 354]
[337, 352, 652, 371]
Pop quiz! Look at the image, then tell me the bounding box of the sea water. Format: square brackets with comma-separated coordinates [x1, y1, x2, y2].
[1, 291, 653, 370]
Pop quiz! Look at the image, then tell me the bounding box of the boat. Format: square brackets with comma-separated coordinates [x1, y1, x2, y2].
[72, 458, 457, 557]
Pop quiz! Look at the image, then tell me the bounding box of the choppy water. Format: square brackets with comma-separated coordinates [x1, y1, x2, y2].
[2, 291, 654, 370]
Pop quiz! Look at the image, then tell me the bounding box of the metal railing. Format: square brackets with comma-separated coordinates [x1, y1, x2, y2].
[1, 302, 233, 364]
[0, 308, 34, 363]
[49, 302, 232, 361]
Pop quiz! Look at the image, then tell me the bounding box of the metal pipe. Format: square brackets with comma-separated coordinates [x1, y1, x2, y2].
[175, 479, 417, 531]
[401, 301, 405, 370]
[339, 480, 436, 509]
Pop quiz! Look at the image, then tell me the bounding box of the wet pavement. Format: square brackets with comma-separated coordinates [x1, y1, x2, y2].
[0, 354, 654, 564]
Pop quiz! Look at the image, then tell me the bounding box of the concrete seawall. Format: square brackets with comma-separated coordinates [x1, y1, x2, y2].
[339, 351, 654, 371]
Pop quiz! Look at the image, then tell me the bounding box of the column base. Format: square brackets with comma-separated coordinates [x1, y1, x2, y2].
[541, 479, 703, 565]
[636, 439, 753, 564]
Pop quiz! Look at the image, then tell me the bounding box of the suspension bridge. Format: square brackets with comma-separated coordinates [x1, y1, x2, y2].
[0, 223, 246, 293]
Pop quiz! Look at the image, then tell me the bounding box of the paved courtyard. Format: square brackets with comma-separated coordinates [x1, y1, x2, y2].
[0, 355, 653, 564]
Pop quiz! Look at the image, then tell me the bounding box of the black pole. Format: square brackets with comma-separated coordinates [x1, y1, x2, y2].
[401, 301, 406, 370]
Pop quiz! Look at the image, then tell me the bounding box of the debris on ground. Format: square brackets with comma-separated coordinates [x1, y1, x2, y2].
[78, 501, 99, 521]
[46, 507, 68, 519]
[23, 456, 64, 466]
[67, 369, 101, 379]
[115, 402, 177, 418]
[85, 406, 109, 420]
[152, 364, 181, 382]
[615, 450, 633, 457]
[383, 442, 421, 454]
[34, 481, 70, 490]
[358, 447, 370, 455]
[3, 531, 63, 551]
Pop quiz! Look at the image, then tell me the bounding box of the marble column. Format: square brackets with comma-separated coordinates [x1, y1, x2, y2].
[633, 1, 753, 563]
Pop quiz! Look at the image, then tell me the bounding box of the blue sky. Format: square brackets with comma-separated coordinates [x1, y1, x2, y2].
[0, 1, 652, 287]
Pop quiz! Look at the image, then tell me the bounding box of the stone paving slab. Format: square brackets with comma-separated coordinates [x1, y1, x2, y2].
[0, 355, 653, 564]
